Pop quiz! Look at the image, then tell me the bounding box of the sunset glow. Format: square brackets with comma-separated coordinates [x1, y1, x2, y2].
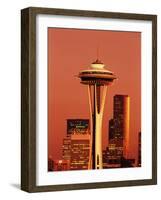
[48, 28, 141, 170]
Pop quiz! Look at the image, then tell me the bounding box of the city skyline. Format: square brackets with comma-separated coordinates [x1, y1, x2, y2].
[48, 28, 141, 163]
[48, 100, 140, 171]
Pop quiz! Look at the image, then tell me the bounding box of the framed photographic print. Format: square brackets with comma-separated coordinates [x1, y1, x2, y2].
[21, 7, 157, 192]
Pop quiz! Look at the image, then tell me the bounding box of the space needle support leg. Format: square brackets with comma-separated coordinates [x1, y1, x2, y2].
[95, 85, 107, 169]
[87, 85, 93, 169]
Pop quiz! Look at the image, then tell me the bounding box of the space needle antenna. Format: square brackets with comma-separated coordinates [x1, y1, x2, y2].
[97, 43, 100, 61]
[97, 44, 99, 60]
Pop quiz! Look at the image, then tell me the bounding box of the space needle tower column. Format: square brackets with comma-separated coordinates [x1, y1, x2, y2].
[78, 59, 116, 169]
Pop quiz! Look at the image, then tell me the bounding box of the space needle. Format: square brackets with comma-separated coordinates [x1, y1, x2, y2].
[78, 58, 116, 169]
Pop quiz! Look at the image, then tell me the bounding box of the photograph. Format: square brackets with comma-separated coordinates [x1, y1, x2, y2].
[21, 7, 157, 192]
[48, 28, 141, 171]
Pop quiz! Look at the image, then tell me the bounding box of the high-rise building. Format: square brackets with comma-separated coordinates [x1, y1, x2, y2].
[138, 131, 141, 167]
[53, 160, 70, 171]
[103, 138, 123, 168]
[48, 157, 54, 171]
[62, 136, 71, 162]
[103, 147, 109, 168]
[63, 119, 89, 163]
[67, 119, 89, 135]
[120, 157, 135, 168]
[111, 95, 130, 158]
[70, 134, 90, 170]
[78, 59, 116, 169]
[109, 118, 115, 140]
[62, 119, 91, 170]
[108, 138, 123, 167]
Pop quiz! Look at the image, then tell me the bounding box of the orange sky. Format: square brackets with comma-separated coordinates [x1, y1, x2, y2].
[48, 28, 141, 162]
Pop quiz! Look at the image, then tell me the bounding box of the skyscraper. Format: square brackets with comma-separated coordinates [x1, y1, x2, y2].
[103, 139, 123, 169]
[109, 118, 115, 140]
[48, 156, 54, 171]
[70, 134, 90, 170]
[62, 137, 71, 162]
[67, 119, 89, 135]
[62, 119, 91, 170]
[53, 160, 70, 171]
[102, 147, 109, 168]
[78, 59, 116, 169]
[110, 95, 130, 158]
[108, 138, 123, 167]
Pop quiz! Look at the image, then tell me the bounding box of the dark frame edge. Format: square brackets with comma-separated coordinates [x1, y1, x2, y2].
[21, 7, 157, 193]
[21, 7, 37, 192]
[28, 179, 155, 193]
[23, 6, 157, 20]
[152, 15, 157, 185]
[21, 8, 30, 192]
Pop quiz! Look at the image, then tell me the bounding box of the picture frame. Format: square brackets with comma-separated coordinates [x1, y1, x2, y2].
[21, 7, 157, 192]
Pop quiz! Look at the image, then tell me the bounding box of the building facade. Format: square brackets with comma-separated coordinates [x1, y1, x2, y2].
[48, 157, 54, 171]
[62, 136, 71, 162]
[61, 119, 91, 171]
[70, 134, 90, 170]
[67, 119, 90, 135]
[103, 138, 123, 168]
[109, 95, 130, 158]
[53, 160, 70, 171]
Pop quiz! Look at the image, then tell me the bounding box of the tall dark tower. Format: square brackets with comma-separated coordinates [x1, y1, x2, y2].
[78, 59, 116, 169]
[113, 95, 130, 158]
[109, 118, 114, 140]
